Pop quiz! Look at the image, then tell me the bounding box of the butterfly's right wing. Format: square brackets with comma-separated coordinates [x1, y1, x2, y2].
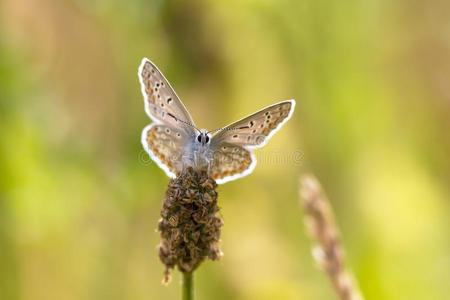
[138, 58, 196, 133]
[209, 100, 295, 183]
[142, 123, 190, 178]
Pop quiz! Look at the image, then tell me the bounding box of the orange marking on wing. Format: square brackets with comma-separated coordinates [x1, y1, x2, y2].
[160, 154, 165, 160]
[150, 95, 155, 102]
[150, 133, 156, 139]
[269, 122, 275, 129]
[222, 171, 230, 176]
[212, 173, 219, 179]
[167, 161, 173, 168]
[152, 147, 159, 154]
[153, 127, 158, 132]
[263, 128, 269, 134]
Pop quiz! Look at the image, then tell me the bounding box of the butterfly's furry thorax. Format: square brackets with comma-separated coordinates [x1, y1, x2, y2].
[182, 132, 215, 172]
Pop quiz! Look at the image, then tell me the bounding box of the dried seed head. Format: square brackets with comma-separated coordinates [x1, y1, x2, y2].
[158, 167, 223, 281]
[300, 174, 364, 300]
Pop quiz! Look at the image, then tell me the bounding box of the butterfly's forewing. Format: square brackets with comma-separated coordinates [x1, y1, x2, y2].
[142, 123, 189, 178]
[211, 100, 295, 148]
[139, 58, 196, 132]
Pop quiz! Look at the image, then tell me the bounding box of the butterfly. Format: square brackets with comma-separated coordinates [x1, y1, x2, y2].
[138, 58, 296, 184]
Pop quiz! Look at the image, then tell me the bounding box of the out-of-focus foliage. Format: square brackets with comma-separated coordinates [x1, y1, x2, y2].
[0, 0, 449, 299]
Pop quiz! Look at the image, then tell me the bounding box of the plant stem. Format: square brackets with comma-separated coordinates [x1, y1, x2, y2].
[182, 271, 193, 300]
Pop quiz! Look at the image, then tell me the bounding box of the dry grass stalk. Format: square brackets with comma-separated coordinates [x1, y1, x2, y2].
[299, 174, 364, 300]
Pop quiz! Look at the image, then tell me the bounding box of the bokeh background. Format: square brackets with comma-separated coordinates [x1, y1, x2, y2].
[1, 0, 449, 299]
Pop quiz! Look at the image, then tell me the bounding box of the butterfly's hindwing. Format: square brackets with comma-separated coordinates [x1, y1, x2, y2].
[142, 123, 188, 177]
[208, 143, 255, 183]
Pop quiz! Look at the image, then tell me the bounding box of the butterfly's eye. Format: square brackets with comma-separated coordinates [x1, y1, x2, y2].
[197, 135, 202, 143]
[205, 136, 210, 143]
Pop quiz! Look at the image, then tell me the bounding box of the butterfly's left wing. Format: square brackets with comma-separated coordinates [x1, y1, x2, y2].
[209, 100, 295, 183]
[139, 58, 199, 178]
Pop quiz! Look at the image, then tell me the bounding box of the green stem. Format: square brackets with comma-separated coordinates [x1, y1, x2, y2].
[182, 271, 193, 300]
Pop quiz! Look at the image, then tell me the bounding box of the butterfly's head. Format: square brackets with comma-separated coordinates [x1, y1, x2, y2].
[196, 129, 211, 146]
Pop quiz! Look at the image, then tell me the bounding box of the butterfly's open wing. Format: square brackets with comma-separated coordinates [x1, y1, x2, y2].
[142, 123, 189, 178]
[139, 58, 199, 178]
[139, 58, 196, 133]
[211, 100, 295, 148]
[209, 100, 295, 183]
[208, 143, 256, 184]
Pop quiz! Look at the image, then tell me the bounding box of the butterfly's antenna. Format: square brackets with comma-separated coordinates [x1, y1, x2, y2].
[207, 125, 249, 135]
[167, 113, 201, 133]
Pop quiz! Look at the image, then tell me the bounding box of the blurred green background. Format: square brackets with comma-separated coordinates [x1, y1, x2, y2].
[1, 0, 449, 299]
